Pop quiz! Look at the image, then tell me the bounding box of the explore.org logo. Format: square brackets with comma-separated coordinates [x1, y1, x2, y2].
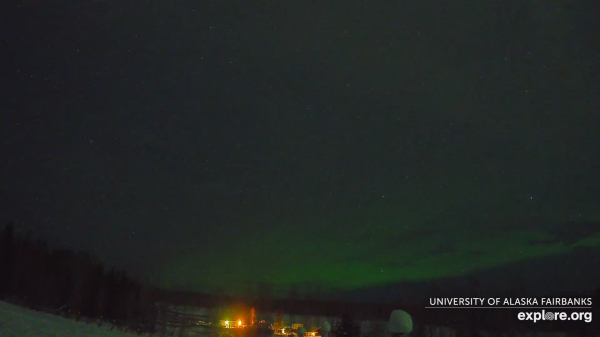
[518, 310, 592, 323]
[426, 297, 593, 324]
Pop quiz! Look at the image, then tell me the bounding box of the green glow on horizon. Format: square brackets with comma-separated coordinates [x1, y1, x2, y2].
[153, 204, 600, 294]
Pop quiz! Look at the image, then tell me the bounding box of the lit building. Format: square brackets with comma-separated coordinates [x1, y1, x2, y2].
[274, 326, 291, 335]
[219, 319, 245, 328]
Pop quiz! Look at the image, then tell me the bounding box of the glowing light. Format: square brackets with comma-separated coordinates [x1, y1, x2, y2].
[238, 320, 242, 327]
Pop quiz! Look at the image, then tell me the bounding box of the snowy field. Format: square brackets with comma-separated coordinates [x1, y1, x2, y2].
[0, 300, 139, 336]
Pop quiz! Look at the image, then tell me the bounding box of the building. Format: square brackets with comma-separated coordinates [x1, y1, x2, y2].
[219, 319, 245, 328]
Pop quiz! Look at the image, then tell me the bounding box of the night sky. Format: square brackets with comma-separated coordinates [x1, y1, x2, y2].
[3, 1, 600, 300]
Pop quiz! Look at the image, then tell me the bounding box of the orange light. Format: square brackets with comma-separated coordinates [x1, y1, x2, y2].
[238, 320, 242, 326]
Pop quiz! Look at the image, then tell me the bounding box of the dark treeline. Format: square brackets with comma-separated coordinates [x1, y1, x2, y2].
[0, 221, 158, 334]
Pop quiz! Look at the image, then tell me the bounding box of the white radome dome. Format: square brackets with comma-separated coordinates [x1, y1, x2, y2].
[388, 310, 413, 334]
[321, 321, 331, 333]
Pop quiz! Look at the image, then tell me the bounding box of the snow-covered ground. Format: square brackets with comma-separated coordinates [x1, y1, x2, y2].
[0, 300, 140, 336]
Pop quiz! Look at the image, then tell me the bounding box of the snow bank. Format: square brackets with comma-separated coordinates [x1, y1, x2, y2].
[0, 300, 139, 336]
